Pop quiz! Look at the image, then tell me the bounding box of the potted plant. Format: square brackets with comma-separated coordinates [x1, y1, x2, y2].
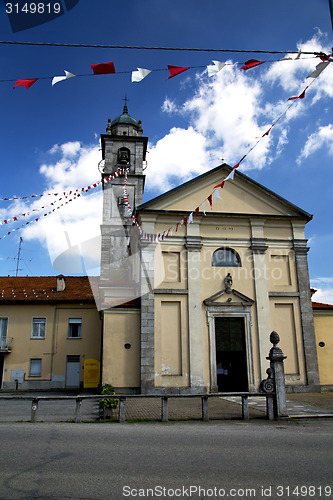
[99, 384, 118, 420]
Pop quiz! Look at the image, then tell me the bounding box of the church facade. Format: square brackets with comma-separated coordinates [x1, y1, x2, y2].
[99, 106, 320, 394]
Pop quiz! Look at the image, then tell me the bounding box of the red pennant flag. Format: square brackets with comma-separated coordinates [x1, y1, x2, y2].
[91, 62, 116, 75]
[288, 89, 306, 101]
[208, 194, 213, 208]
[168, 65, 190, 79]
[183, 216, 188, 227]
[241, 59, 264, 70]
[195, 207, 200, 218]
[232, 154, 246, 170]
[13, 78, 38, 89]
[315, 52, 330, 62]
[262, 127, 272, 137]
[214, 180, 225, 189]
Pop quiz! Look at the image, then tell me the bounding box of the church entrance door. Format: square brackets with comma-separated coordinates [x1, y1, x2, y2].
[215, 317, 248, 392]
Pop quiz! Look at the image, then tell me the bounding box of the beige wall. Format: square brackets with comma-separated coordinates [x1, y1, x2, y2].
[154, 295, 189, 388]
[314, 311, 333, 386]
[102, 309, 140, 389]
[1, 303, 101, 389]
[148, 209, 309, 392]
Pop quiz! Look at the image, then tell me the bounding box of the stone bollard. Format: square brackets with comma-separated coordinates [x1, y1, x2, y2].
[260, 331, 288, 418]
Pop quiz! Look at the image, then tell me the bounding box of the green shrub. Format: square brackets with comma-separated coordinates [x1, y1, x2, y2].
[99, 384, 118, 409]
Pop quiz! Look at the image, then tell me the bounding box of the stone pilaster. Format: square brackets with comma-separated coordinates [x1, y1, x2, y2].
[250, 221, 271, 382]
[140, 240, 156, 393]
[293, 239, 320, 388]
[185, 234, 205, 391]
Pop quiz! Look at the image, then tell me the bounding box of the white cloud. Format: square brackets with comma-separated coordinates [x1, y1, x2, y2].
[13, 142, 104, 274]
[311, 277, 333, 305]
[264, 33, 333, 101]
[297, 123, 333, 164]
[162, 98, 178, 114]
[49, 141, 81, 157]
[312, 288, 333, 305]
[39, 142, 100, 189]
[146, 126, 211, 191]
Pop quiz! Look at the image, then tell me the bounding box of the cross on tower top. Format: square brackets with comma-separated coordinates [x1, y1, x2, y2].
[122, 95, 130, 113]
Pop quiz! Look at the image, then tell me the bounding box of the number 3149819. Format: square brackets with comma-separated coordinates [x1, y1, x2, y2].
[5, 3, 61, 14]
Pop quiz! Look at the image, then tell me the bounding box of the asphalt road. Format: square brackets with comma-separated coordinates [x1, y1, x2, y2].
[0, 420, 332, 500]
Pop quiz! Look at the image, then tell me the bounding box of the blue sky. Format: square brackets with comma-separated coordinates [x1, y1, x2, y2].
[0, 0, 332, 302]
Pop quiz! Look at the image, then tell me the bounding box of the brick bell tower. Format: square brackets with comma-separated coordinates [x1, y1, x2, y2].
[99, 103, 148, 304]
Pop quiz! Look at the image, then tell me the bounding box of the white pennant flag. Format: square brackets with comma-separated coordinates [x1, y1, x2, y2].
[188, 212, 193, 225]
[52, 70, 76, 86]
[306, 61, 330, 79]
[131, 68, 152, 83]
[202, 201, 206, 215]
[207, 60, 226, 77]
[213, 189, 221, 203]
[224, 169, 235, 182]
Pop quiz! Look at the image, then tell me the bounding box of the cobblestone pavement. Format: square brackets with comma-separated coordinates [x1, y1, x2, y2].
[222, 391, 333, 417]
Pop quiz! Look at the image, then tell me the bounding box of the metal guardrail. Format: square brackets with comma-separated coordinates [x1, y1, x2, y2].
[0, 392, 276, 422]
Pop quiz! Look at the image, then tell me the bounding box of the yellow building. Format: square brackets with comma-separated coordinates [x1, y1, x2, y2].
[0, 276, 101, 390]
[313, 302, 333, 388]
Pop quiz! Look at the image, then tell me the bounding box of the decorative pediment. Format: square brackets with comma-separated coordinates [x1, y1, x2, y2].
[204, 273, 254, 307]
[204, 288, 254, 307]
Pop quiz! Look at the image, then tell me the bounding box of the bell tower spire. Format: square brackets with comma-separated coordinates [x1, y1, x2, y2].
[99, 104, 147, 289]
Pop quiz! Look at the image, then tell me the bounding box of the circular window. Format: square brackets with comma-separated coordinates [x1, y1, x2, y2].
[124, 343, 131, 349]
[319, 341, 325, 348]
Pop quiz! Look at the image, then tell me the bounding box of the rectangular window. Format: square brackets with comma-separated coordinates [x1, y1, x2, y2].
[68, 318, 82, 338]
[30, 359, 42, 377]
[0, 318, 8, 350]
[31, 318, 46, 338]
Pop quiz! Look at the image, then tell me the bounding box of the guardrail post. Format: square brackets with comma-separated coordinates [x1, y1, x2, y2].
[75, 397, 82, 423]
[118, 398, 126, 423]
[266, 395, 274, 420]
[201, 395, 209, 421]
[242, 395, 249, 420]
[161, 396, 168, 422]
[31, 398, 39, 423]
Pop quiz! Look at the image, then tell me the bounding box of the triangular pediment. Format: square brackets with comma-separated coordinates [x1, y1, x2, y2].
[204, 288, 254, 307]
[138, 164, 311, 219]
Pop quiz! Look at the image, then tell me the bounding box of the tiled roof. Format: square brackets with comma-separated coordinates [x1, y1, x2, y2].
[312, 301, 333, 310]
[0, 276, 96, 303]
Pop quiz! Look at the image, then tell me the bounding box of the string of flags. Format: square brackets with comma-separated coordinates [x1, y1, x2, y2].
[0, 166, 125, 202]
[0, 168, 125, 240]
[122, 57, 332, 242]
[0, 52, 331, 242]
[123, 167, 235, 243]
[6, 51, 331, 90]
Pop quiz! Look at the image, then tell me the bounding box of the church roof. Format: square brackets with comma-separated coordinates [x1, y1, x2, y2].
[137, 164, 312, 220]
[110, 105, 139, 128]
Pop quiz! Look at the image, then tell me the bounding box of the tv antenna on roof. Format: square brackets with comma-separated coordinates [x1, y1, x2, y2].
[8, 237, 32, 276]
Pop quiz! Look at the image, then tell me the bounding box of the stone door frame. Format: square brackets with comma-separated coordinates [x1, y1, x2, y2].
[206, 305, 255, 392]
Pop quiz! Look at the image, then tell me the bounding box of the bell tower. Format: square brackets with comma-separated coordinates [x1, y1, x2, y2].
[99, 104, 147, 302]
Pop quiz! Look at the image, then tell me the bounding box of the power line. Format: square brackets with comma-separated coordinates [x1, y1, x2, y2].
[0, 40, 319, 55]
